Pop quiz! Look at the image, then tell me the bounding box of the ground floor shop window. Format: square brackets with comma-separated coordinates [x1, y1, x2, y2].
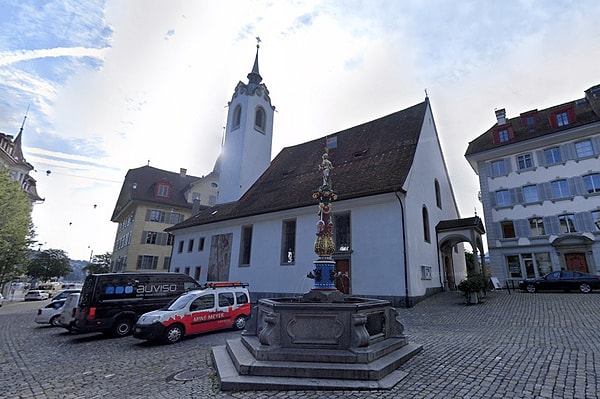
[506, 252, 553, 279]
[507, 255, 521, 278]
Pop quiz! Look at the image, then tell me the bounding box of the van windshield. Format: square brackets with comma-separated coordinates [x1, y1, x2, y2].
[166, 292, 195, 311]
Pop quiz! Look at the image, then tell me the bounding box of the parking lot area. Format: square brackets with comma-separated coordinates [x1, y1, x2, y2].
[1, 289, 599, 399]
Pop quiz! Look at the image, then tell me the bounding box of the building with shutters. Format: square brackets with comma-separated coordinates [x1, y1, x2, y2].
[465, 84, 600, 285]
[110, 164, 218, 275]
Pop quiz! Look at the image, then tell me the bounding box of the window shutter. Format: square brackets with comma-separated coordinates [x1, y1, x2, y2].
[510, 188, 522, 205]
[560, 143, 572, 161]
[508, 126, 515, 140]
[158, 232, 167, 246]
[514, 219, 529, 237]
[544, 216, 559, 235]
[579, 212, 595, 231]
[141, 231, 147, 244]
[592, 137, 600, 155]
[145, 210, 151, 221]
[567, 177, 577, 197]
[567, 108, 577, 124]
[536, 150, 546, 167]
[542, 182, 555, 200]
[485, 162, 492, 177]
[504, 158, 512, 173]
[572, 176, 585, 196]
[489, 192, 497, 207]
[534, 183, 544, 201]
[492, 222, 502, 240]
[492, 131, 499, 144]
[549, 113, 558, 128]
[574, 212, 589, 232]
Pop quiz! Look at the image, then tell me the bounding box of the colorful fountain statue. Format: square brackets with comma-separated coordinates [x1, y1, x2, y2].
[308, 149, 339, 289]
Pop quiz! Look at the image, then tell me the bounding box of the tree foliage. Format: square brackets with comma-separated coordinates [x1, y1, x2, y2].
[27, 249, 73, 281]
[464, 251, 476, 273]
[0, 169, 35, 289]
[83, 252, 112, 274]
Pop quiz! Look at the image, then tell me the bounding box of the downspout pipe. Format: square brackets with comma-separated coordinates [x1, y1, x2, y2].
[394, 190, 411, 308]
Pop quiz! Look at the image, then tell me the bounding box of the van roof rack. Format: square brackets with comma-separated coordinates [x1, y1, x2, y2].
[204, 281, 249, 289]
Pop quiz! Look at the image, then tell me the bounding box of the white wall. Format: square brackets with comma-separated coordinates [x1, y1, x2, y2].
[403, 103, 465, 296]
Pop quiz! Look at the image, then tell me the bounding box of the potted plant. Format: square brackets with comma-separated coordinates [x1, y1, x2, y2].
[458, 274, 485, 305]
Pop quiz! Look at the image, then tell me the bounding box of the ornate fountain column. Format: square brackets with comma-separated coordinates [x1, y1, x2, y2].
[308, 150, 338, 290]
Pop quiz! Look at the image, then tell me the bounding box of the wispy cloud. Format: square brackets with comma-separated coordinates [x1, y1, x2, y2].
[0, 46, 108, 67]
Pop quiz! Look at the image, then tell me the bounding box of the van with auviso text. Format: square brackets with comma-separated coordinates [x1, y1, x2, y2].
[74, 273, 201, 337]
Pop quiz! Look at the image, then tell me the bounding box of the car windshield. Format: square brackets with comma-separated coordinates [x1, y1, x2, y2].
[166, 292, 195, 311]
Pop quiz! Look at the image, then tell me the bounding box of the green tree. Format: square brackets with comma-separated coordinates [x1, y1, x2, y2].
[464, 251, 476, 274]
[27, 249, 72, 281]
[0, 169, 35, 290]
[83, 252, 112, 274]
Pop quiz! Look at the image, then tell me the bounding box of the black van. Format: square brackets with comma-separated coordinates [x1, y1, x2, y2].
[73, 272, 201, 337]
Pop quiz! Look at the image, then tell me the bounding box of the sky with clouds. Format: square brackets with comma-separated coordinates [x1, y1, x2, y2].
[1, 0, 599, 261]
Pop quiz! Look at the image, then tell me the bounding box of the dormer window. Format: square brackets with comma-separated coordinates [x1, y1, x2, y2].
[157, 184, 169, 197]
[492, 125, 514, 144]
[520, 110, 539, 132]
[254, 107, 266, 133]
[155, 180, 171, 198]
[556, 112, 569, 126]
[550, 107, 576, 127]
[498, 129, 509, 142]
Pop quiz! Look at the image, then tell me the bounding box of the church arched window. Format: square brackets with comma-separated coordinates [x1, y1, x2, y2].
[254, 107, 266, 133]
[422, 206, 430, 243]
[434, 179, 442, 209]
[232, 105, 241, 130]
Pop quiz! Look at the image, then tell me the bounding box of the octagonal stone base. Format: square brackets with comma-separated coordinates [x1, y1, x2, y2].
[212, 290, 422, 391]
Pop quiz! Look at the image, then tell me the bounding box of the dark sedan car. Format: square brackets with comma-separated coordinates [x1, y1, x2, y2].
[519, 271, 600, 293]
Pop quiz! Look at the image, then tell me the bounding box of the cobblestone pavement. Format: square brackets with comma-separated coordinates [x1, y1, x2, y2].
[1, 290, 598, 398]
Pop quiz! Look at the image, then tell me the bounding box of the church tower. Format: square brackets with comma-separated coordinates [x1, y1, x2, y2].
[217, 39, 275, 204]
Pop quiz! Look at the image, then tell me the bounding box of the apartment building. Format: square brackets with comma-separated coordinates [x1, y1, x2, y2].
[465, 84, 600, 284]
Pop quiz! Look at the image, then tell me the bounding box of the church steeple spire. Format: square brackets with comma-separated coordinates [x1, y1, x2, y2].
[12, 106, 29, 162]
[247, 37, 262, 85]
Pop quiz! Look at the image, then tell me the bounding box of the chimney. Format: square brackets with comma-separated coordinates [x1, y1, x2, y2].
[495, 108, 506, 125]
[180, 168, 187, 177]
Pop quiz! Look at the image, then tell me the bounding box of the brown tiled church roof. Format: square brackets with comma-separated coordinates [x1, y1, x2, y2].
[168, 100, 428, 230]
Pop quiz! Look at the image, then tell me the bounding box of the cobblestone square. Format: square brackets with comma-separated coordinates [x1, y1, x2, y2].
[1, 290, 598, 398]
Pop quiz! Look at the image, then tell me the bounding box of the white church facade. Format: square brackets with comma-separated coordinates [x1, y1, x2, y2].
[167, 45, 478, 307]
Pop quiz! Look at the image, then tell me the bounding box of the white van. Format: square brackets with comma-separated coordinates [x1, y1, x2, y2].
[57, 293, 80, 331]
[133, 282, 250, 344]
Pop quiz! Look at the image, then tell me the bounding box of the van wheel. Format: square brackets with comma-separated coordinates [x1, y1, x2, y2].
[233, 316, 246, 330]
[112, 319, 133, 337]
[163, 324, 184, 344]
[50, 316, 60, 327]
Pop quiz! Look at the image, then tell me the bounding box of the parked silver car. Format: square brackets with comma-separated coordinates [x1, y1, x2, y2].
[35, 299, 66, 326]
[24, 290, 50, 301]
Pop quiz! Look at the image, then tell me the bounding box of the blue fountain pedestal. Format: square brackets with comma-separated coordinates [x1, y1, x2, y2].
[312, 258, 337, 290]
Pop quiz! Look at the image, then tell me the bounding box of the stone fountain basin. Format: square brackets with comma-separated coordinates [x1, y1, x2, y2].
[242, 290, 407, 359]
